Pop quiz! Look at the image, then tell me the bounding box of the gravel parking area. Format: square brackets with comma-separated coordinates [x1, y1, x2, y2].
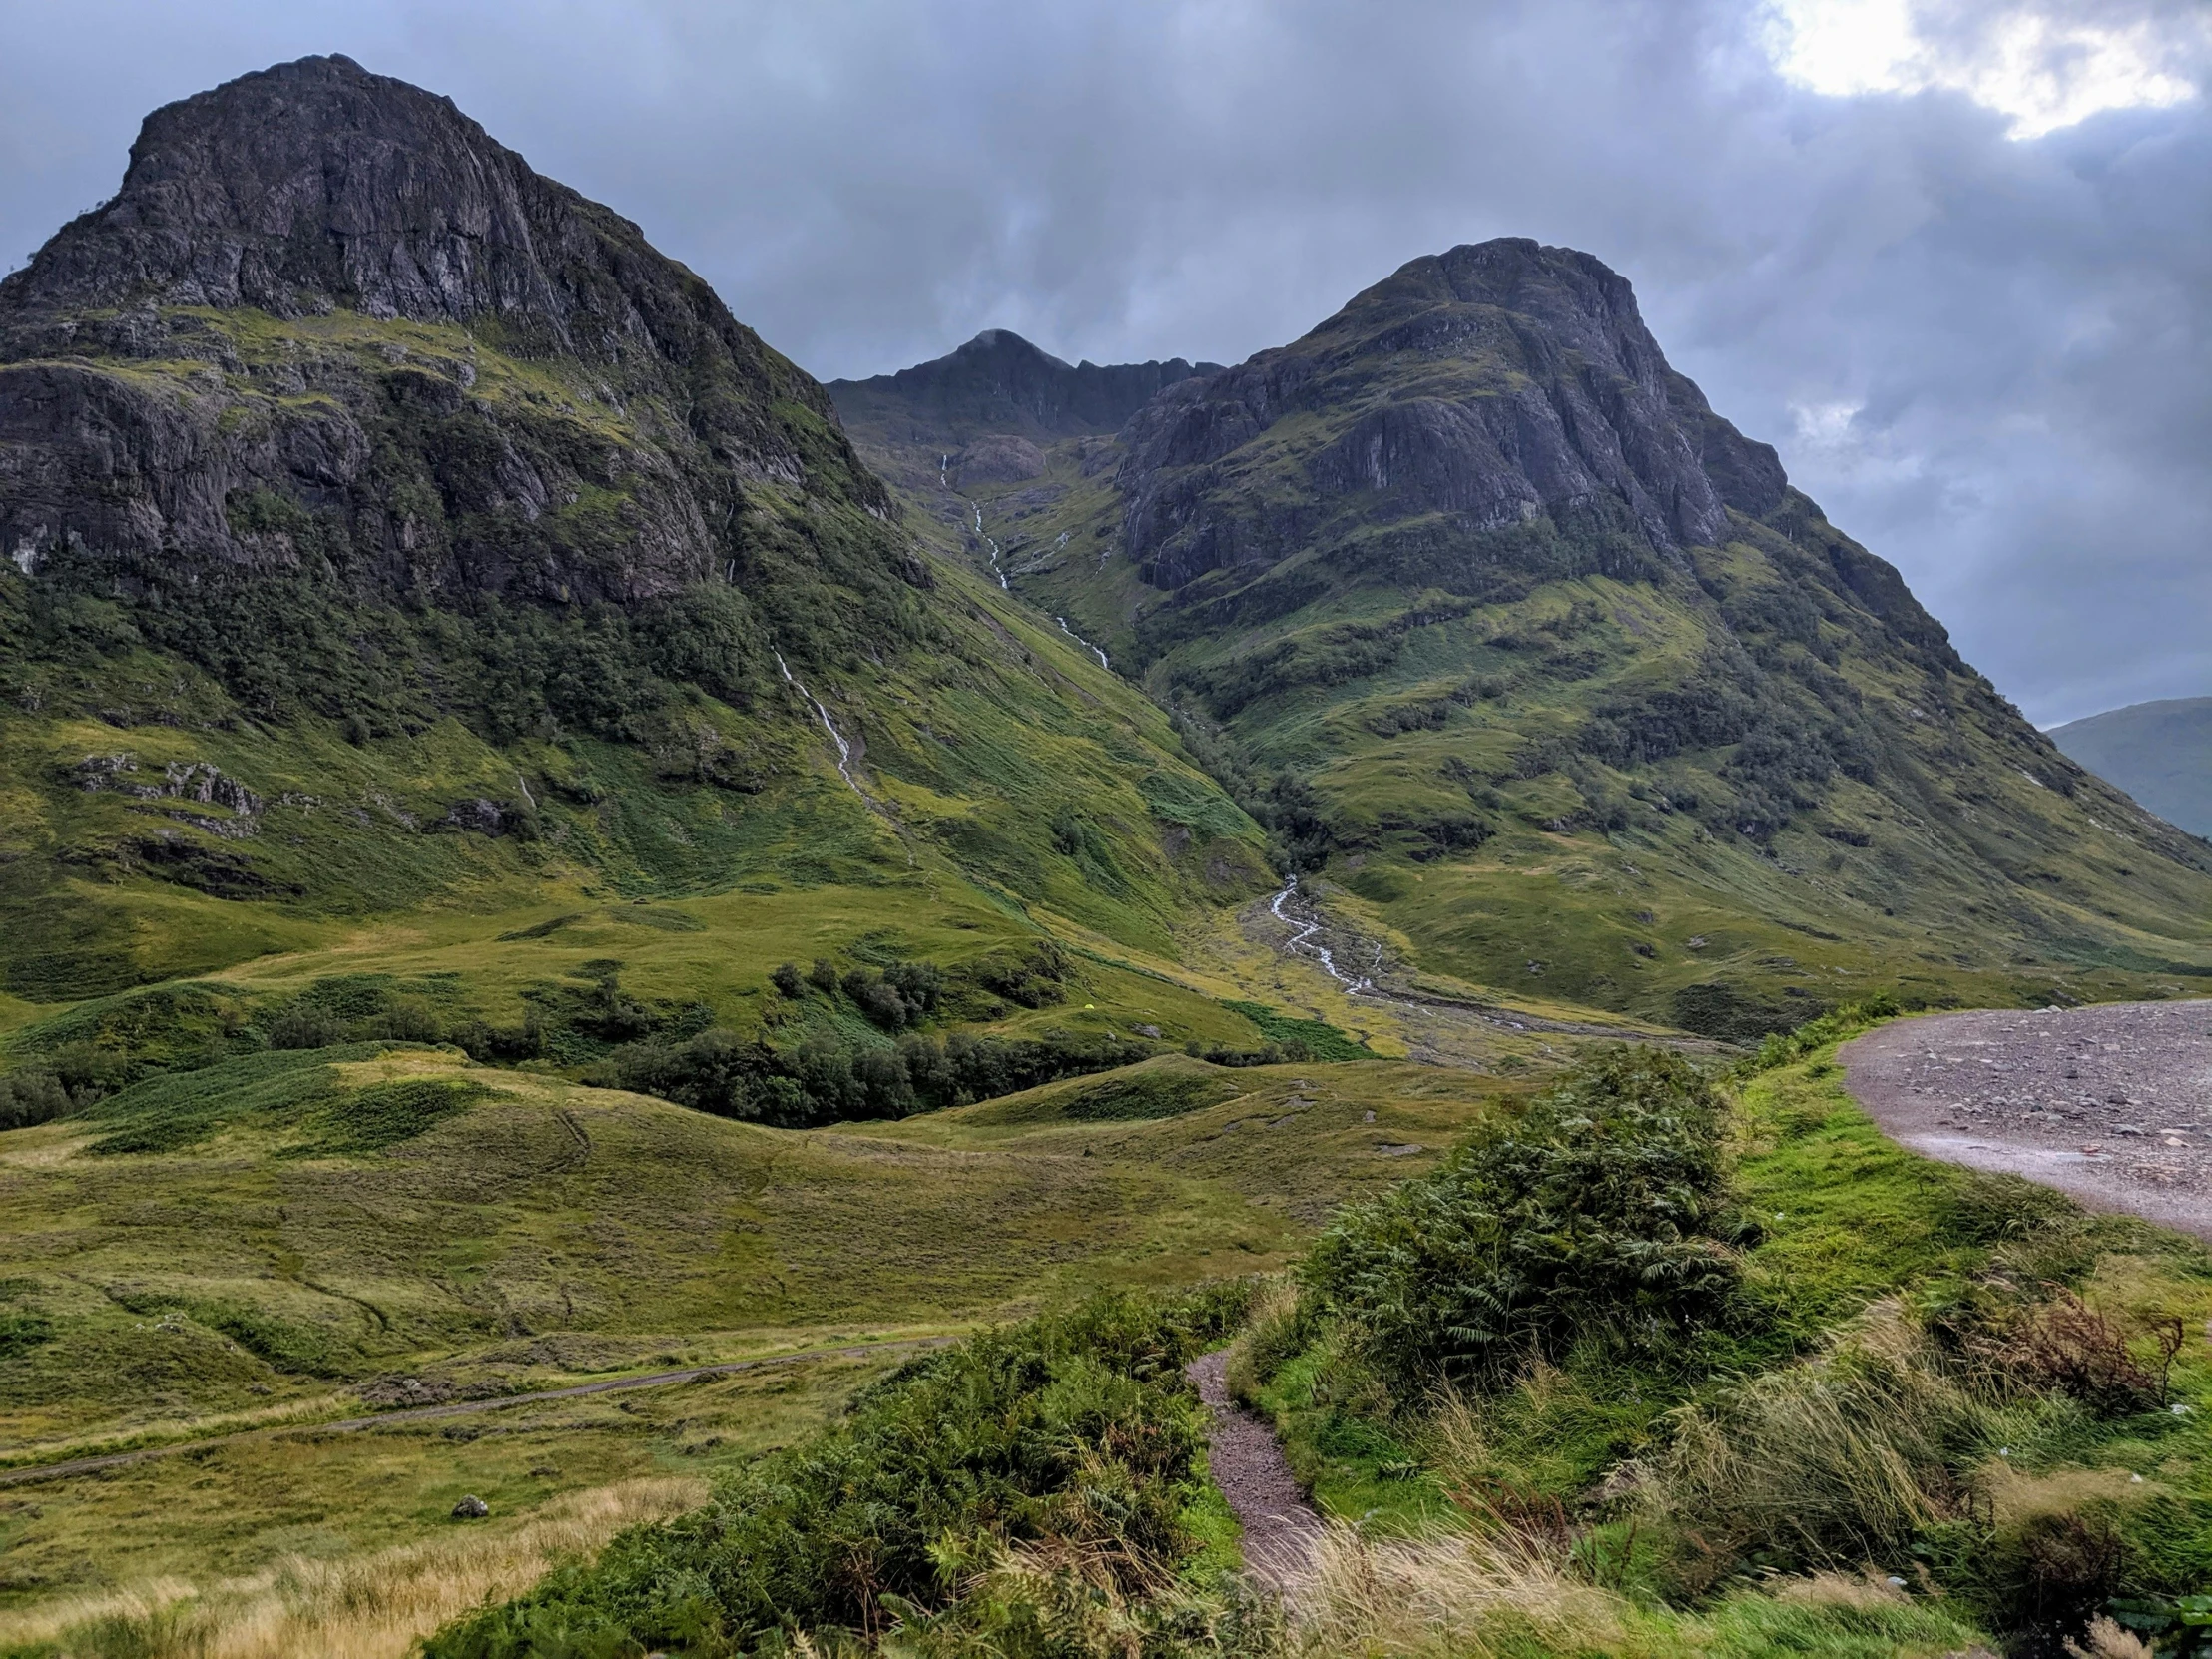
[1840, 999, 2212, 1241]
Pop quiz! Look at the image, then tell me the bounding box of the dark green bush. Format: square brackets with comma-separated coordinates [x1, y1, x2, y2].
[267, 1003, 348, 1050]
[421, 1288, 1248, 1658]
[590, 1024, 1160, 1128]
[1303, 1048, 1750, 1392]
[0, 1309, 54, 1359]
[304, 1078, 493, 1155]
[0, 1067, 77, 1130]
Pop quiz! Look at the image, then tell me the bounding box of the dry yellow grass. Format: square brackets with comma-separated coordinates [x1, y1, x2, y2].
[1291, 1521, 1625, 1657]
[0, 1475, 704, 1659]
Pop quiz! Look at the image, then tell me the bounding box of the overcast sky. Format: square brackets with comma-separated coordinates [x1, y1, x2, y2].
[2, 0, 2206, 725]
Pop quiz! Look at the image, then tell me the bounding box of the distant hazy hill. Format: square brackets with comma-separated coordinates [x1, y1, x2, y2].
[2050, 698, 2212, 838]
[841, 240, 2212, 1028]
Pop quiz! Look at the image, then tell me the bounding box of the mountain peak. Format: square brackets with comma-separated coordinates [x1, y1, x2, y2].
[1116, 236, 1788, 585]
[830, 331, 1223, 442]
[0, 53, 694, 361]
[0, 57, 893, 603]
[957, 328, 1068, 367]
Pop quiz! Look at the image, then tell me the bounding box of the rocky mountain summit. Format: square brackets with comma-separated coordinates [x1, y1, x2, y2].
[1117, 239, 1787, 589]
[0, 53, 887, 610]
[830, 328, 1219, 444]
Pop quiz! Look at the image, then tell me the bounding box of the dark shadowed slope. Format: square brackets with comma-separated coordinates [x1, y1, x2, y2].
[827, 328, 1219, 497]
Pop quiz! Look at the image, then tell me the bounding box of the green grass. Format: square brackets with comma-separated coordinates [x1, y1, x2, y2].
[0, 1351, 887, 1625]
[0, 1048, 1509, 1628]
[1220, 999, 1371, 1059]
[1237, 1025, 2212, 1653]
[962, 1054, 1245, 1123]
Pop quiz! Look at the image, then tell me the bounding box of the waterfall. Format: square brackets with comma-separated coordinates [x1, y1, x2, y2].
[1056, 616, 1111, 671]
[1269, 876, 1374, 993]
[775, 651, 860, 795]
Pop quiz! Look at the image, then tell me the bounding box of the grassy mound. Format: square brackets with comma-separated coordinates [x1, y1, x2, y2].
[960, 1054, 1245, 1126]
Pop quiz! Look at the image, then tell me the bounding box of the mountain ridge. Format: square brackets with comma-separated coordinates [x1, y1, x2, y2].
[829, 327, 1221, 444]
[841, 238, 2212, 1029]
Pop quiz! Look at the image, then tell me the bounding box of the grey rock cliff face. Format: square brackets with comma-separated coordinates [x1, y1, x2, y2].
[0, 54, 889, 606]
[13, 54, 713, 353]
[1115, 239, 1787, 591]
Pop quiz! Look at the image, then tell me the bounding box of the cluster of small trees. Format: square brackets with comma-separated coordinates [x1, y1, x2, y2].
[773, 957, 945, 1030]
[589, 1024, 1156, 1126]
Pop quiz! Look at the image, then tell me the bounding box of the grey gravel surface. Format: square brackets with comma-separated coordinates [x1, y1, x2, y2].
[1841, 1000, 2212, 1240]
[1187, 1349, 1323, 1597]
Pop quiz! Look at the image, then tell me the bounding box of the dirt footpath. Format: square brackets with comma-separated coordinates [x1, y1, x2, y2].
[1841, 1000, 2212, 1241]
[1186, 1350, 1324, 1597]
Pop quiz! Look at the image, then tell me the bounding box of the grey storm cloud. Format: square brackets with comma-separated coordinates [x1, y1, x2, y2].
[1, 0, 2206, 725]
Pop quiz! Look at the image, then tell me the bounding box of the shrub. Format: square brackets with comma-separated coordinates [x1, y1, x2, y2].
[421, 1289, 1247, 1657]
[266, 1002, 348, 1049]
[1650, 1309, 1980, 1579]
[1746, 991, 1902, 1073]
[770, 961, 805, 998]
[449, 1013, 546, 1062]
[0, 1308, 54, 1359]
[589, 1028, 825, 1125]
[0, 1067, 76, 1130]
[374, 998, 446, 1043]
[1303, 1048, 1749, 1391]
[593, 1025, 1161, 1127]
[883, 959, 943, 1016]
[0, 1041, 138, 1130]
[973, 940, 1071, 1009]
[1934, 1285, 2181, 1418]
[844, 968, 911, 1029]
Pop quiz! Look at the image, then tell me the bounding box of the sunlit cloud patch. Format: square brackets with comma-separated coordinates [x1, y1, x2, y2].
[1764, 0, 2202, 137]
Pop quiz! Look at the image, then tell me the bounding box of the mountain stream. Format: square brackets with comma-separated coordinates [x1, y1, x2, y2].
[775, 650, 861, 795]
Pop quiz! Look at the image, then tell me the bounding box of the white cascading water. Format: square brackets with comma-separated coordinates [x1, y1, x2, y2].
[775, 651, 860, 795]
[970, 501, 1010, 589]
[1056, 616, 1110, 670]
[1269, 875, 1374, 993]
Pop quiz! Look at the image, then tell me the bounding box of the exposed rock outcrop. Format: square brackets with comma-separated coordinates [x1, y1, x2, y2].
[1115, 239, 1788, 590]
[0, 54, 892, 608]
[952, 433, 1048, 485]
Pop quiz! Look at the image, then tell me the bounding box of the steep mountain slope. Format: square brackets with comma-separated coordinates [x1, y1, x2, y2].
[839, 241, 2212, 1030]
[2051, 697, 2212, 838]
[0, 56, 1272, 1024]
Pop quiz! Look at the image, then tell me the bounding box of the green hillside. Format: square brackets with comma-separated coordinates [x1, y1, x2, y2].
[0, 59, 1282, 1099]
[2051, 696, 2212, 839]
[837, 246, 2212, 1033]
[0, 1042, 1513, 1629]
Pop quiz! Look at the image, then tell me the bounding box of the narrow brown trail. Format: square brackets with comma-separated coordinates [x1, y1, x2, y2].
[1841, 999, 2212, 1241]
[1186, 1349, 1325, 1597]
[0, 1336, 948, 1489]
